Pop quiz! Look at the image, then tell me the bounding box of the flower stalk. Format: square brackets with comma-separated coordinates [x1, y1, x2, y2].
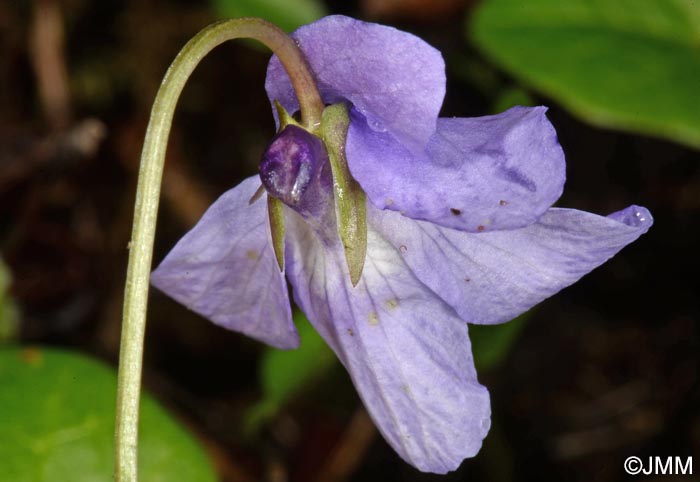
[114, 18, 323, 481]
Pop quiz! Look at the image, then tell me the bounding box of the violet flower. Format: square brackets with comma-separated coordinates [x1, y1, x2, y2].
[151, 15, 652, 473]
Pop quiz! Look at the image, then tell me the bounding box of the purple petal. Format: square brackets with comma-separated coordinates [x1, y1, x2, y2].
[347, 106, 566, 231]
[284, 209, 490, 473]
[151, 176, 297, 349]
[266, 15, 445, 152]
[372, 204, 653, 325]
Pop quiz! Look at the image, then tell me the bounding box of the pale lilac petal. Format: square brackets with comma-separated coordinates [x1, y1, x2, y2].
[284, 208, 490, 473]
[266, 15, 445, 152]
[347, 106, 566, 231]
[151, 176, 297, 349]
[372, 205, 653, 325]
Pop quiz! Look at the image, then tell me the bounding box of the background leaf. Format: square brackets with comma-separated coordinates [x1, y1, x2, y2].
[490, 86, 535, 114]
[245, 311, 336, 430]
[470, 313, 529, 371]
[470, 0, 700, 148]
[212, 0, 327, 32]
[0, 347, 217, 482]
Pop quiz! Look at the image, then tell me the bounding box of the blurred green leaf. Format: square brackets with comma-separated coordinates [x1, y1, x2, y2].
[0, 347, 217, 482]
[212, 0, 327, 32]
[470, 313, 529, 371]
[471, 0, 700, 148]
[0, 257, 19, 343]
[491, 86, 535, 114]
[449, 53, 504, 97]
[245, 311, 336, 430]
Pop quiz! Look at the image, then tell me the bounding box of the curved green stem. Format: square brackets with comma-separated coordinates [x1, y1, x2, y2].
[115, 18, 323, 481]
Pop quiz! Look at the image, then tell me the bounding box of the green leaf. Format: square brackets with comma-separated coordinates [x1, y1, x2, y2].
[0, 347, 217, 482]
[245, 312, 336, 429]
[321, 103, 368, 286]
[471, 0, 700, 148]
[490, 86, 535, 114]
[212, 0, 327, 32]
[470, 313, 529, 371]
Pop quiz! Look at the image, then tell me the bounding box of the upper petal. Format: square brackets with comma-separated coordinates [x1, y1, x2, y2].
[151, 176, 297, 349]
[372, 204, 653, 325]
[266, 15, 445, 152]
[284, 208, 490, 473]
[347, 106, 566, 231]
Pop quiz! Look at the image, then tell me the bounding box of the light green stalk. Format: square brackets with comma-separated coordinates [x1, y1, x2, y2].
[114, 18, 323, 481]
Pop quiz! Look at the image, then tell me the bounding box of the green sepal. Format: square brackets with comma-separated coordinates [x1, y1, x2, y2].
[264, 100, 298, 272]
[320, 103, 367, 286]
[268, 196, 286, 271]
[274, 100, 302, 130]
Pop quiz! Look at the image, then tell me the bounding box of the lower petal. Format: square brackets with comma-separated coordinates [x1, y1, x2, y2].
[372, 205, 653, 325]
[284, 209, 490, 473]
[151, 176, 297, 349]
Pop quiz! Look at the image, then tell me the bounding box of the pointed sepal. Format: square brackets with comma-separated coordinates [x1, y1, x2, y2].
[274, 100, 301, 131]
[321, 103, 367, 286]
[263, 100, 299, 272]
[268, 195, 286, 271]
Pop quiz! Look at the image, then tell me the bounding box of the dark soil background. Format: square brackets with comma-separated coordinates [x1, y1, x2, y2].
[1, 0, 698, 481]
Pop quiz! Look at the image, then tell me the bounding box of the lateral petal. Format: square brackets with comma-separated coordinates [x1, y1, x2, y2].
[347, 106, 566, 231]
[284, 208, 490, 473]
[151, 176, 297, 349]
[266, 15, 445, 152]
[373, 204, 653, 325]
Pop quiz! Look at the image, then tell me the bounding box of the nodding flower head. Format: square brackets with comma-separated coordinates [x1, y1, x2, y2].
[151, 15, 653, 474]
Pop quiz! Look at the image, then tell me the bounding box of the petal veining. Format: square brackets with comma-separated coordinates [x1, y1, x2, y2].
[372, 204, 653, 325]
[347, 106, 566, 232]
[283, 207, 490, 473]
[266, 15, 445, 152]
[151, 176, 297, 349]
